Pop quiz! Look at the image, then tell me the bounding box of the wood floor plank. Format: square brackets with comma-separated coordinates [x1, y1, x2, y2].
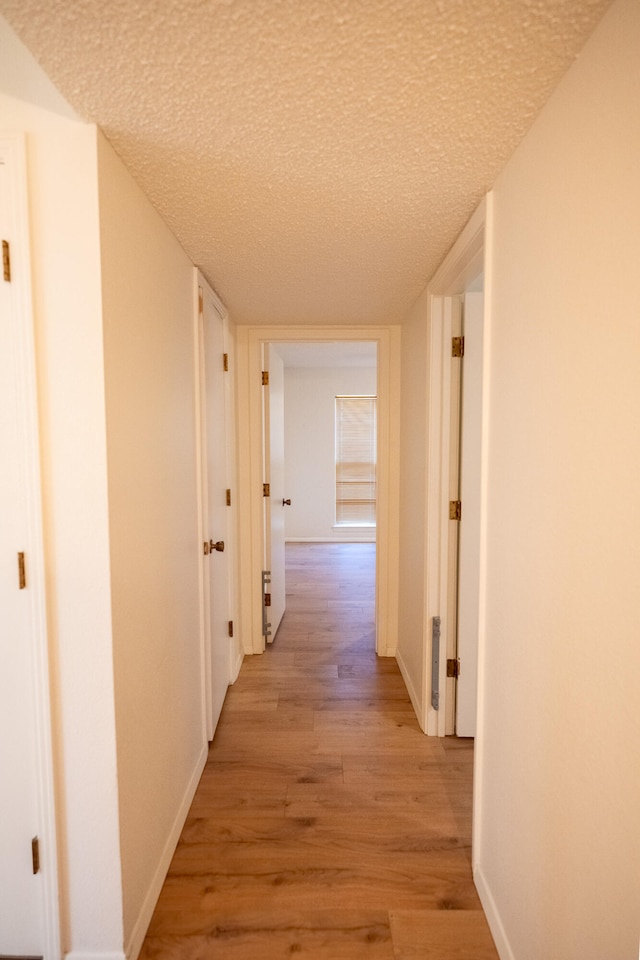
[389, 909, 499, 959]
[139, 542, 496, 960]
[278, 696, 416, 715]
[141, 909, 395, 960]
[147, 867, 482, 937]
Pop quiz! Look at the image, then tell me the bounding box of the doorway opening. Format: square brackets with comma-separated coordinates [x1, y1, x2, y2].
[262, 341, 378, 646]
[422, 196, 489, 740]
[234, 324, 400, 660]
[420, 196, 491, 912]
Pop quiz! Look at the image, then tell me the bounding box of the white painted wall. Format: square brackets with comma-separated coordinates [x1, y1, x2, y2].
[283, 366, 377, 541]
[97, 134, 206, 955]
[1, 17, 208, 957]
[476, 0, 640, 957]
[0, 79, 124, 960]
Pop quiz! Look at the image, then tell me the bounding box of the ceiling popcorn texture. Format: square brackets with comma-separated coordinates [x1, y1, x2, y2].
[1, 0, 611, 325]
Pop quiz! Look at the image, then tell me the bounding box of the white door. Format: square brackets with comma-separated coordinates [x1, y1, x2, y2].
[0, 249, 44, 958]
[455, 291, 484, 737]
[263, 344, 286, 639]
[0, 137, 53, 956]
[200, 282, 231, 738]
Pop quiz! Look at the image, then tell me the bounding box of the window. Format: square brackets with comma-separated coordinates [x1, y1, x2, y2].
[335, 395, 377, 525]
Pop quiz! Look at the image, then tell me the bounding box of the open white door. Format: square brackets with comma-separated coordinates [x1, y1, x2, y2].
[262, 344, 286, 640]
[0, 202, 45, 960]
[199, 280, 232, 738]
[455, 292, 484, 737]
[0, 136, 58, 957]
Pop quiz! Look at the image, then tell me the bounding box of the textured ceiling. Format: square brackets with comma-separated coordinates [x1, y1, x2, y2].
[1, 0, 611, 325]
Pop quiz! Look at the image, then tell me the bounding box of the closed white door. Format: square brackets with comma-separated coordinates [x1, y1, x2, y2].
[455, 291, 484, 737]
[200, 282, 231, 738]
[0, 140, 46, 957]
[263, 345, 286, 639]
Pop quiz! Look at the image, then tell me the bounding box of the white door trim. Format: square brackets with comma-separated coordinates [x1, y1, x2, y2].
[1, 133, 61, 958]
[235, 324, 401, 657]
[423, 194, 492, 739]
[262, 344, 286, 640]
[193, 273, 211, 740]
[455, 291, 485, 738]
[194, 271, 241, 740]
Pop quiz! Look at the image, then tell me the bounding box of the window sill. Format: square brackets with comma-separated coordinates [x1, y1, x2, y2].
[333, 523, 376, 529]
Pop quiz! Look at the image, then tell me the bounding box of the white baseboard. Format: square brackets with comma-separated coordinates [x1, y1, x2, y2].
[285, 536, 376, 543]
[474, 863, 515, 960]
[65, 954, 126, 960]
[231, 648, 244, 683]
[395, 647, 425, 732]
[125, 741, 208, 960]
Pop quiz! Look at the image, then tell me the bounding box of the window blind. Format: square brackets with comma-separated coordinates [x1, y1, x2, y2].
[335, 396, 377, 525]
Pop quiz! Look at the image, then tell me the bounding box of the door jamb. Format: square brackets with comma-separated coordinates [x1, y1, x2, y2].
[423, 194, 492, 738]
[194, 271, 241, 741]
[235, 324, 401, 657]
[194, 275, 211, 739]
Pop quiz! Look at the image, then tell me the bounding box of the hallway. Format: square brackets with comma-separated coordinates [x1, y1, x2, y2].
[140, 543, 498, 958]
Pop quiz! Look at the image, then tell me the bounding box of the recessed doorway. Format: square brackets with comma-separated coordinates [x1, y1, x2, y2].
[263, 341, 377, 645]
[234, 324, 400, 659]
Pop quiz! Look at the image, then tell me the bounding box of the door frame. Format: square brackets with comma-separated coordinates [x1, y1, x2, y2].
[194, 272, 240, 740]
[423, 193, 492, 741]
[261, 343, 286, 641]
[235, 324, 401, 656]
[1, 134, 61, 957]
[454, 290, 485, 738]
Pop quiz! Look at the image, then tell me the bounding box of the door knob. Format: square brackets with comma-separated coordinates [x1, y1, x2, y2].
[282, 499, 291, 506]
[210, 540, 225, 552]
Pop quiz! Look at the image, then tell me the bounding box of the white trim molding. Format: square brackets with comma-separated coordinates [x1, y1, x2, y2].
[65, 953, 126, 960]
[474, 864, 516, 960]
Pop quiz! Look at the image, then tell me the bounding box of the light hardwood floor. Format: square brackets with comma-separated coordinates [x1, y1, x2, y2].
[140, 542, 499, 959]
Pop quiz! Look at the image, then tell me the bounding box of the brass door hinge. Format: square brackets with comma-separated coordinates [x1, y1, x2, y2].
[226, 488, 231, 506]
[198, 287, 203, 314]
[2, 240, 11, 282]
[228, 620, 234, 638]
[32, 836, 40, 875]
[452, 336, 465, 358]
[223, 353, 229, 372]
[17, 552, 26, 589]
[447, 658, 460, 679]
[449, 500, 462, 521]
[263, 483, 270, 497]
[264, 593, 271, 607]
[262, 370, 269, 386]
